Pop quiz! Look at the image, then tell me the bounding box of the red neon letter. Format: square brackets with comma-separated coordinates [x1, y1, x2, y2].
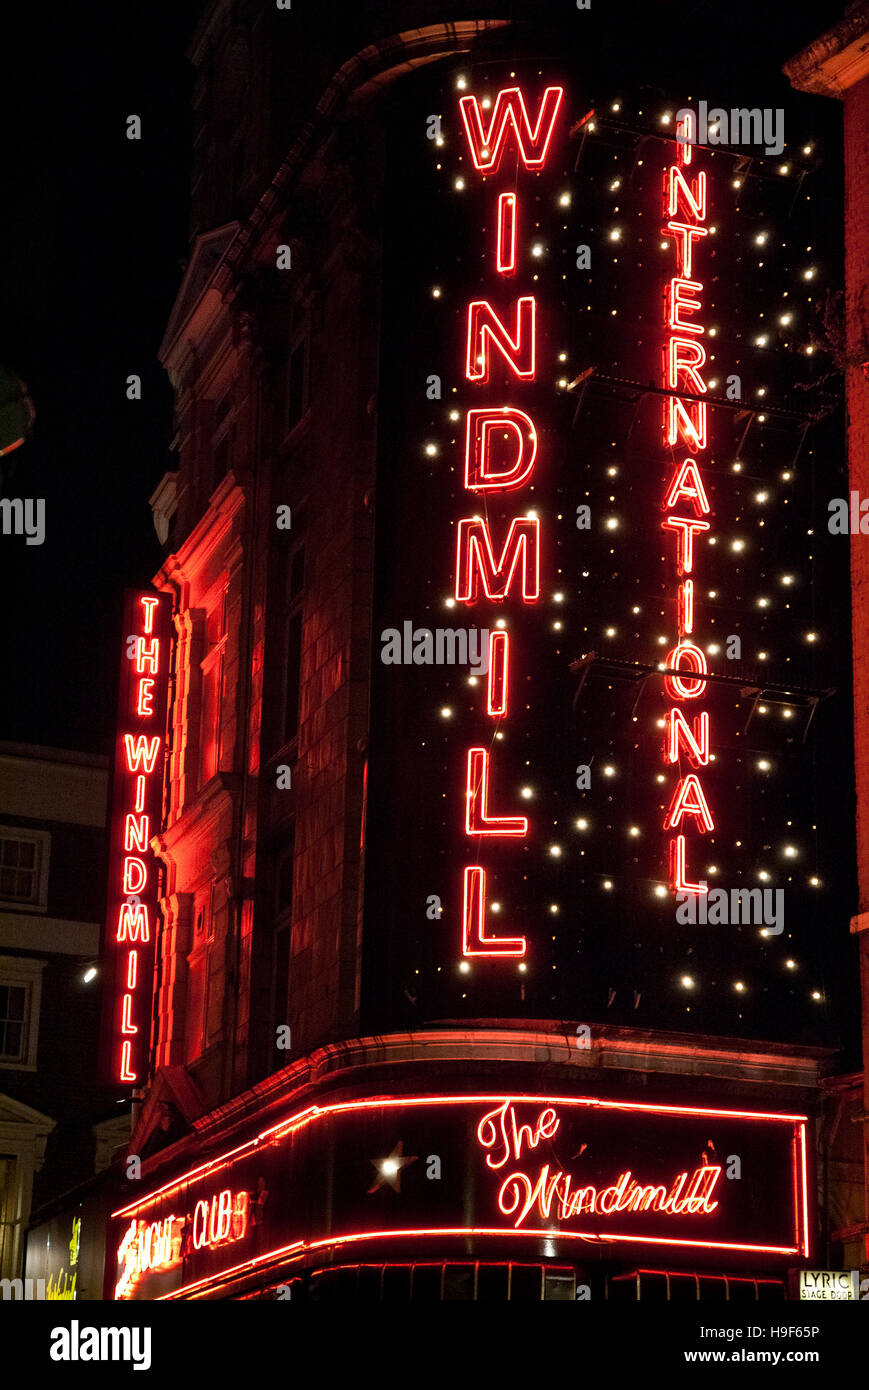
[666, 709, 710, 766]
[124, 734, 161, 774]
[466, 298, 536, 381]
[666, 396, 707, 452]
[678, 579, 695, 636]
[136, 679, 155, 717]
[666, 221, 707, 278]
[667, 336, 707, 395]
[665, 460, 710, 516]
[665, 774, 715, 832]
[668, 278, 704, 335]
[662, 515, 710, 574]
[124, 814, 150, 853]
[134, 638, 160, 675]
[121, 994, 138, 1035]
[487, 630, 509, 717]
[496, 192, 517, 272]
[122, 857, 147, 896]
[462, 866, 526, 957]
[139, 595, 159, 634]
[669, 835, 707, 895]
[455, 516, 540, 603]
[465, 747, 528, 836]
[117, 901, 150, 944]
[458, 86, 564, 174]
[668, 166, 707, 222]
[664, 642, 708, 700]
[464, 408, 537, 491]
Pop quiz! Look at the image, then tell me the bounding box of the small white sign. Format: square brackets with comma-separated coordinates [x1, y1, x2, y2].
[799, 1270, 859, 1301]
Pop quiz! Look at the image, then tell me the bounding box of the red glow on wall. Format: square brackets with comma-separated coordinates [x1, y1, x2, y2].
[101, 590, 171, 1086]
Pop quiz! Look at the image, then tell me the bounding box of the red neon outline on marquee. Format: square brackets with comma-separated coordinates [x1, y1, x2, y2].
[154, 1217, 806, 1300]
[462, 866, 526, 957]
[665, 460, 710, 516]
[466, 298, 536, 381]
[665, 709, 709, 767]
[455, 516, 540, 603]
[112, 1094, 809, 1219]
[464, 408, 537, 492]
[458, 86, 564, 175]
[667, 278, 705, 335]
[664, 774, 715, 833]
[465, 747, 528, 836]
[662, 515, 710, 574]
[669, 834, 707, 896]
[496, 192, 517, 273]
[119, 1041, 135, 1083]
[487, 631, 509, 717]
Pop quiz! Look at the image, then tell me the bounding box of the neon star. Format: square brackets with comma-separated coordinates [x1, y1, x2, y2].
[368, 1141, 418, 1193]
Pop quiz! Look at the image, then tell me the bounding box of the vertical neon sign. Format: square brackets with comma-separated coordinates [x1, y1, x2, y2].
[101, 589, 171, 1084]
[455, 84, 564, 956]
[662, 121, 715, 894]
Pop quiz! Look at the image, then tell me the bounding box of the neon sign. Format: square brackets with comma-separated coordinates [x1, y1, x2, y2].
[455, 83, 564, 956]
[101, 589, 171, 1085]
[115, 1188, 249, 1300]
[476, 1099, 720, 1228]
[111, 1086, 810, 1298]
[662, 126, 715, 894]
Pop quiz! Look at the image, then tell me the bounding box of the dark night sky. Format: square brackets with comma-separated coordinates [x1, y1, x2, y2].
[0, 2, 198, 753]
[0, 0, 851, 761]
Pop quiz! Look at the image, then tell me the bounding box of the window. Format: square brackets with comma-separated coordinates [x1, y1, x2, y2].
[186, 886, 216, 1063]
[286, 309, 310, 436]
[308, 1263, 575, 1301]
[0, 959, 44, 1070]
[269, 829, 295, 1039]
[200, 590, 228, 788]
[0, 829, 50, 911]
[0, 985, 27, 1062]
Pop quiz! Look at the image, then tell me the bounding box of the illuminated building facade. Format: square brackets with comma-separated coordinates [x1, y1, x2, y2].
[105, 4, 863, 1300]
